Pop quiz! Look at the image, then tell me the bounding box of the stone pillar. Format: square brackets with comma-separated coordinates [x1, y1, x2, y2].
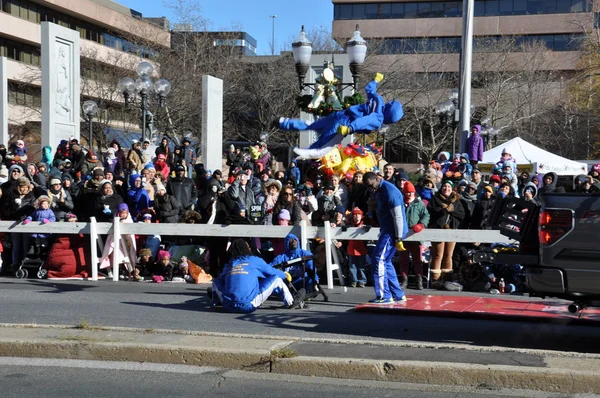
[41, 22, 80, 149]
[201, 75, 223, 173]
[0, 57, 8, 146]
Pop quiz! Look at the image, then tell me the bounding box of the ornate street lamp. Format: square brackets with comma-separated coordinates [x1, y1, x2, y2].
[346, 25, 367, 90]
[118, 61, 170, 143]
[292, 25, 367, 93]
[82, 100, 98, 152]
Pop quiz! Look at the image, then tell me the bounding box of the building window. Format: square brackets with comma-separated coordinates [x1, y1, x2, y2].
[0, 0, 155, 57]
[376, 34, 584, 54]
[333, 0, 592, 20]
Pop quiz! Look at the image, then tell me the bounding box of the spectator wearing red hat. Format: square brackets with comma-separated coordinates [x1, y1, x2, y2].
[396, 181, 430, 290]
[154, 153, 170, 181]
[347, 207, 368, 288]
[489, 174, 501, 190]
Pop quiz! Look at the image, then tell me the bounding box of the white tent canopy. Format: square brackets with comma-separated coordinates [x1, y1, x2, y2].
[481, 137, 587, 175]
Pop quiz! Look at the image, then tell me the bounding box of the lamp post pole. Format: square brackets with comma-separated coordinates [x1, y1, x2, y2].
[88, 117, 93, 151]
[82, 100, 98, 153]
[269, 15, 277, 56]
[141, 91, 148, 143]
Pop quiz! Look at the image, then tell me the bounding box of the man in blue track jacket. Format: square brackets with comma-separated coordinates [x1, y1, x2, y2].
[210, 239, 305, 313]
[363, 172, 407, 304]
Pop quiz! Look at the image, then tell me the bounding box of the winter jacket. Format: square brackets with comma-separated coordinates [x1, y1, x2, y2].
[427, 190, 465, 230]
[405, 198, 430, 229]
[127, 174, 150, 217]
[5, 191, 35, 222]
[216, 255, 287, 305]
[539, 172, 565, 194]
[26, 207, 56, 235]
[127, 147, 144, 171]
[228, 180, 256, 217]
[286, 164, 301, 186]
[467, 125, 484, 162]
[270, 233, 318, 289]
[48, 187, 74, 220]
[93, 192, 124, 223]
[166, 176, 197, 211]
[154, 160, 170, 181]
[346, 221, 368, 256]
[110, 141, 127, 174]
[470, 189, 496, 229]
[155, 193, 181, 223]
[272, 200, 303, 226]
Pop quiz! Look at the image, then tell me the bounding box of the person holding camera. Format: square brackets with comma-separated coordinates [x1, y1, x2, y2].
[427, 180, 465, 289]
[228, 170, 257, 222]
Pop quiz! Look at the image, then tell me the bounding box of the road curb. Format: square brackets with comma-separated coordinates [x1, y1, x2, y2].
[0, 340, 271, 372]
[0, 324, 599, 393]
[271, 356, 600, 394]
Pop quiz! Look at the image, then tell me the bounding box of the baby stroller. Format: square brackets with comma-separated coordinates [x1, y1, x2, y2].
[273, 255, 328, 308]
[14, 240, 48, 279]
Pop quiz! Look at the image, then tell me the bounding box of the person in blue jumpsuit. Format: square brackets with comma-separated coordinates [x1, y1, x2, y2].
[277, 73, 403, 159]
[209, 239, 305, 313]
[270, 233, 318, 292]
[363, 172, 407, 304]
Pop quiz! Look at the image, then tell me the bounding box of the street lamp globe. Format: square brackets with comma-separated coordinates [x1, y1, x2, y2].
[135, 76, 153, 94]
[136, 61, 154, 77]
[82, 100, 98, 118]
[346, 25, 367, 89]
[346, 25, 367, 65]
[292, 26, 312, 90]
[154, 79, 171, 96]
[449, 88, 459, 103]
[118, 77, 135, 95]
[292, 25, 312, 65]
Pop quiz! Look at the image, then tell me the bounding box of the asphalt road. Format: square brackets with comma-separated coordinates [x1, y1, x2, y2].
[0, 357, 572, 398]
[0, 278, 598, 353]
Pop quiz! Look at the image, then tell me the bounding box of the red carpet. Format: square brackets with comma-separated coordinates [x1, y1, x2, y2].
[355, 295, 600, 325]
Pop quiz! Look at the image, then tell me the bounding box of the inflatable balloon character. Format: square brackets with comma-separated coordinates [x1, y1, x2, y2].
[277, 72, 404, 159]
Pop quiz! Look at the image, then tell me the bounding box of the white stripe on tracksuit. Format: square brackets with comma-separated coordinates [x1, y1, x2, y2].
[376, 240, 387, 297]
[251, 277, 294, 308]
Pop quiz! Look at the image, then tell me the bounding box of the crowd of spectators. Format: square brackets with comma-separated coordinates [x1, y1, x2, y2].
[0, 132, 598, 294]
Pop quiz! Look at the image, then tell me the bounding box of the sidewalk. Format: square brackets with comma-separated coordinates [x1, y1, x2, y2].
[0, 323, 599, 393]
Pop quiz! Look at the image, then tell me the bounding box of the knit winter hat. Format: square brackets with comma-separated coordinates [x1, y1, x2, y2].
[279, 209, 291, 221]
[139, 248, 152, 257]
[155, 183, 166, 193]
[93, 168, 105, 177]
[483, 185, 494, 194]
[117, 203, 129, 213]
[402, 181, 416, 194]
[351, 207, 364, 216]
[0, 165, 8, 177]
[16, 140, 25, 148]
[157, 250, 170, 261]
[49, 178, 62, 186]
[34, 195, 51, 207]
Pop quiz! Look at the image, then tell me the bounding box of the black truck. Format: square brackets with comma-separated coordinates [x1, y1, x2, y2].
[474, 192, 600, 313]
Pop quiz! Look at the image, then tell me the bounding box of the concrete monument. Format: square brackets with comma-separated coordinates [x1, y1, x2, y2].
[201, 75, 223, 173]
[0, 56, 7, 146]
[41, 22, 80, 149]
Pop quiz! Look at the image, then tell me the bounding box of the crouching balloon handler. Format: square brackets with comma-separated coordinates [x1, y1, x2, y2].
[363, 172, 408, 304]
[209, 239, 305, 313]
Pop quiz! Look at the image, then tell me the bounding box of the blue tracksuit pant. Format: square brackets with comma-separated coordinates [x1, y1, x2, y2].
[212, 275, 293, 313]
[372, 233, 405, 300]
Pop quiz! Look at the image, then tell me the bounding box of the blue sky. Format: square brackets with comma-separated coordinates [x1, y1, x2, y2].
[116, 0, 334, 55]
